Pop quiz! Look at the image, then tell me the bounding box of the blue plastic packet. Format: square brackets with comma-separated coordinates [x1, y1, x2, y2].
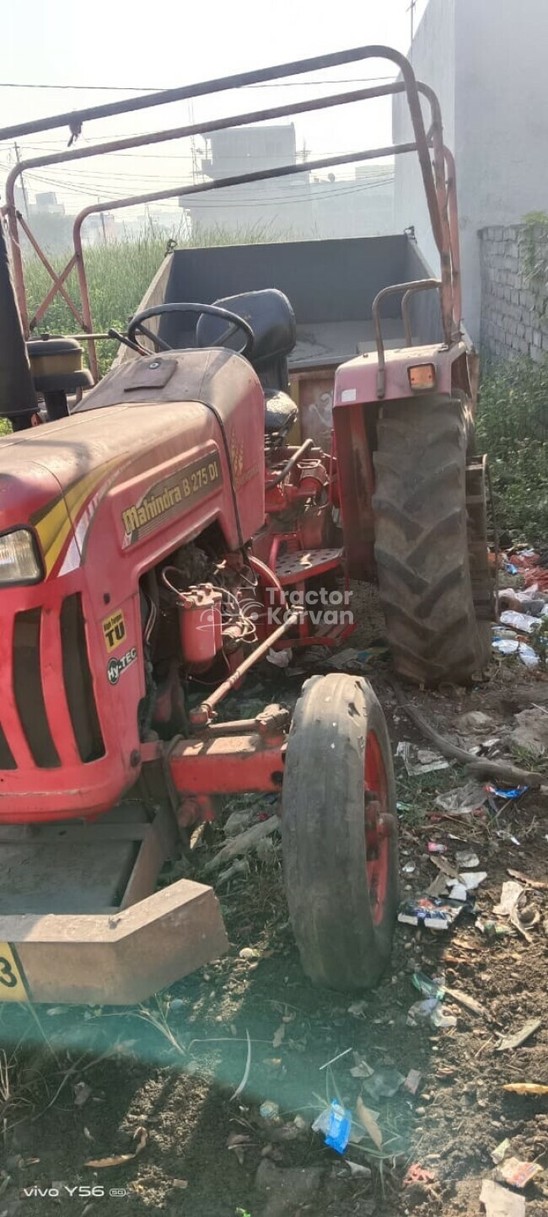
[324, 1100, 352, 1154]
[485, 784, 529, 800]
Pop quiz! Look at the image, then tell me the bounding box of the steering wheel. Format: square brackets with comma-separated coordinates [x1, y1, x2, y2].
[127, 302, 254, 359]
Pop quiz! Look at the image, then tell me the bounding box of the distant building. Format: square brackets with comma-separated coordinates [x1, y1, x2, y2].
[184, 124, 312, 236]
[14, 188, 72, 254]
[310, 166, 394, 239]
[183, 125, 394, 241]
[201, 125, 298, 177]
[34, 192, 65, 216]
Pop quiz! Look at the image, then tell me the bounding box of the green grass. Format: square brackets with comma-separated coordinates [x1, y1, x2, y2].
[23, 222, 289, 375]
[476, 355, 548, 543]
[396, 764, 467, 826]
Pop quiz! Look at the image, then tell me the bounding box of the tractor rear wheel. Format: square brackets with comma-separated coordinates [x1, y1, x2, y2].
[372, 395, 492, 686]
[282, 673, 399, 990]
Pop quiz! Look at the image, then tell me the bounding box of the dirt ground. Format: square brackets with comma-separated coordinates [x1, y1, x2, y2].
[1, 604, 548, 1217]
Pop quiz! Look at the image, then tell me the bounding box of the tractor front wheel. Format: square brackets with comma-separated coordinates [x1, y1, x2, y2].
[282, 673, 399, 990]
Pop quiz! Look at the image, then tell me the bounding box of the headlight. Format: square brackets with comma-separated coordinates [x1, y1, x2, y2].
[0, 529, 43, 584]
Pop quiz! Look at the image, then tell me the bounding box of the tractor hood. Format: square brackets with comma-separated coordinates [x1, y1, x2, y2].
[0, 348, 266, 574]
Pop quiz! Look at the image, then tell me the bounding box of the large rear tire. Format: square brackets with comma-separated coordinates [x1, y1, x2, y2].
[282, 673, 399, 990]
[372, 395, 491, 685]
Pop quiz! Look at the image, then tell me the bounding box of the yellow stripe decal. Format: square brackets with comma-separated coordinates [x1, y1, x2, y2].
[35, 499, 73, 577]
[34, 459, 121, 576]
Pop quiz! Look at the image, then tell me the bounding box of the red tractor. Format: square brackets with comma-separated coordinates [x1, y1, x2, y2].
[0, 44, 491, 1007]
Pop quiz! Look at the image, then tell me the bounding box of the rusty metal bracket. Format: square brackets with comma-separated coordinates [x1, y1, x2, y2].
[372, 279, 441, 398]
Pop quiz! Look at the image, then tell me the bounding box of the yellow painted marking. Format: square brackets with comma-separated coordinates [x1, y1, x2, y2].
[34, 498, 72, 576]
[102, 609, 127, 653]
[0, 942, 28, 1002]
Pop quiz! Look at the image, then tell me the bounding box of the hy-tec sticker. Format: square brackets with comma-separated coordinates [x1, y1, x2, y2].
[121, 452, 222, 546]
[102, 609, 127, 653]
[107, 647, 137, 686]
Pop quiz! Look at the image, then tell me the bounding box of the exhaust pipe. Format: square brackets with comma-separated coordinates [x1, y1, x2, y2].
[0, 221, 36, 429]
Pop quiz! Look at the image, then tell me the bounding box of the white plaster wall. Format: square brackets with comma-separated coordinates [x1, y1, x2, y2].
[394, 0, 548, 344]
[455, 0, 548, 341]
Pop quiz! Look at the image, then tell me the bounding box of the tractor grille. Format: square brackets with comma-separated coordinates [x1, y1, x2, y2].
[60, 594, 105, 763]
[3, 593, 105, 771]
[14, 608, 60, 768]
[0, 723, 15, 770]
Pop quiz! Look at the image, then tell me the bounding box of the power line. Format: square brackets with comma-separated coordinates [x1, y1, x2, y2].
[22, 163, 393, 193]
[0, 144, 396, 165]
[181, 178, 395, 207]
[2, 154, 395, 206]
[7, 164, 394, 210]
[18, 162, 395, 184]
[0, 75, 396, 92]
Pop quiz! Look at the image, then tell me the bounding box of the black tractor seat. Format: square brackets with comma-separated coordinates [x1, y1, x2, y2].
[197, 288, 298, 442]
[197, 288, 296, 371]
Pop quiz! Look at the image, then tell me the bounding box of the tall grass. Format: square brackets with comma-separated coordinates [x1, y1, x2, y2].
[476, 355, 548, 543]
[23, 222, 289, 374]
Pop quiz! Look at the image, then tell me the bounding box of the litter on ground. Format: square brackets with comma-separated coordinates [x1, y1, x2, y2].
[495, 1156, 544, 1188]
[496, 1018, 541, 1052]
[434, 781, 488, 815]
[398, 896, 465, 930]
[396, 741, 450, 775]
[480, 1179, 526, 1217]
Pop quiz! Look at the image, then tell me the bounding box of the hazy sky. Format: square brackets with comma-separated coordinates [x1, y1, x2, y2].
[0, 0, 429, 217]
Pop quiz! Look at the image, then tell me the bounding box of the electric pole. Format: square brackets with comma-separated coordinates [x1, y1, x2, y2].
[99, 199, 107, 245]
[408, 0, 417, 42]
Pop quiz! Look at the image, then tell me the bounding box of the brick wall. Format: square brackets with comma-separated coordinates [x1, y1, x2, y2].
[479, 224, 548, 361]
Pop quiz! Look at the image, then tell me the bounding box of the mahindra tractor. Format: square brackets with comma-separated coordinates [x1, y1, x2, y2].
[0, 45, 492, 1007]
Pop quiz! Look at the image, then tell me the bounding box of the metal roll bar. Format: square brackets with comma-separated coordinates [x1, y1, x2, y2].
[1, 45, 461, 378]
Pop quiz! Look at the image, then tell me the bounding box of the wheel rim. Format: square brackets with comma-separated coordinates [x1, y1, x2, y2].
[364, 730, 391, 927]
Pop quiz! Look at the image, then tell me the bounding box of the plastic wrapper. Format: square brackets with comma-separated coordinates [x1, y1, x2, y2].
[323, 1100, 351, 1154]
[499, 610, 539, 634]
[398, 895, 464, 929]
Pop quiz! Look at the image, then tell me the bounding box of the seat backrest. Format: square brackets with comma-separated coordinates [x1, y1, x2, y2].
[196, 288, 296, 391]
